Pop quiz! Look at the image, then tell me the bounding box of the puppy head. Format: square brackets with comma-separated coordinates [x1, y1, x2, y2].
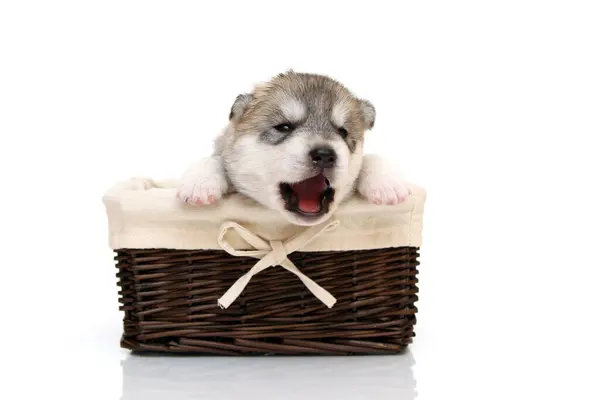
[223, 71, 376, 226]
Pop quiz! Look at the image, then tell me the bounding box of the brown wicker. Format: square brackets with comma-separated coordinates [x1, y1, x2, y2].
[115, 246, 419, 355]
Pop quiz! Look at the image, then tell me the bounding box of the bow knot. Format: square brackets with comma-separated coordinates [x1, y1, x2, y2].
[269, 240, 287, 265]
[216, 219, 340, 309]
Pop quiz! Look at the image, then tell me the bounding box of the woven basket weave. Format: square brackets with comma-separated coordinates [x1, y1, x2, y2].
[116, 247, 419, 355]
[105, 178, 425, 355]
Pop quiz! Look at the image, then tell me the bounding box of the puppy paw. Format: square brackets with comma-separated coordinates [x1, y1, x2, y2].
[361, 179, 411, 205]
[177, 180, 224, 205]
[176, 157, 228, 206]
[357, 154, 411, 205]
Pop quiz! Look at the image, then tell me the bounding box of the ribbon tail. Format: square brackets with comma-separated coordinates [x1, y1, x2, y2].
[217, 258, 273, 309]
[281, 259, 337, 308]
[217, 272, 253, 309]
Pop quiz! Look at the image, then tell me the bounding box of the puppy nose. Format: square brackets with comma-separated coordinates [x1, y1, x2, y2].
[310, 147, 337, 169]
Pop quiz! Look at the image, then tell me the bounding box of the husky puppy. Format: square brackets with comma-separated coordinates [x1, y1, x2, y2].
[177, 71, 410, 226]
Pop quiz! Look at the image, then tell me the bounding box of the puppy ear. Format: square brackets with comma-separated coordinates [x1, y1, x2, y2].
[229, 93, 253, 121]
[359, 99, 376, 130]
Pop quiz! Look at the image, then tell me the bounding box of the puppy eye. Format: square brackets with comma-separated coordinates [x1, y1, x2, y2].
[337, 127, 348, 138]
[274, 123, 294, 133]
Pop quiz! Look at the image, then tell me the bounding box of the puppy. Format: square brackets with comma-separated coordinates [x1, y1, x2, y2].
[177, 70, 410, 226]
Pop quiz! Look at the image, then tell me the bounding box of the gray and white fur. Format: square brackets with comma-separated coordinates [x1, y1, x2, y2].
[177, 71, 410, 226]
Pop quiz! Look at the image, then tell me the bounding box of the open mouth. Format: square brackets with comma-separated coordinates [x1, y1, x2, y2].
[279, 173, 335, 217]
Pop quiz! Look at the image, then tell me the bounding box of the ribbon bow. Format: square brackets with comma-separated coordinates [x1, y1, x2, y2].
[217, 219, 340, 309]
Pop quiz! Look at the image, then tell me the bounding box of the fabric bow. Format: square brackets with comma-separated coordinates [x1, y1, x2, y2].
[216, 219, 340, 309]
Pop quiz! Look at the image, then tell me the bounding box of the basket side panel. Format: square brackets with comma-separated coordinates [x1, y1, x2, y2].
[114, 247, 419, 355]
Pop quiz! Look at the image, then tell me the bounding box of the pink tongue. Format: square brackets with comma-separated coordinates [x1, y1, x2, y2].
[291, 174, 327, 213]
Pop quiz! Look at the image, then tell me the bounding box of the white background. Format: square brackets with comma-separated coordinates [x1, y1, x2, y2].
[1, 1, 599, 399]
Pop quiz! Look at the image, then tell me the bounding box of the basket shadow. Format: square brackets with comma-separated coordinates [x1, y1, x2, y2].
[120, 350, 417, 400]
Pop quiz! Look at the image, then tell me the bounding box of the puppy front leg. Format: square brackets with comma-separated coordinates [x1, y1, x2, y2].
[176, 156, 229, 205]
[357, 154, 411, 205]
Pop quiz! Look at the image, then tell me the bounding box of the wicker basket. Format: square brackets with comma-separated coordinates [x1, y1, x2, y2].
[104, 178, 426, 355]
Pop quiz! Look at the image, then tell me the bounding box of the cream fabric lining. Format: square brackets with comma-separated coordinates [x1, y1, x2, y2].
[102, 177, 426, 251]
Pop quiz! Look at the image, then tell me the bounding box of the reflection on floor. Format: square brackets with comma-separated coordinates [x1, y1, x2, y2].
[121, 350, 416, 400]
